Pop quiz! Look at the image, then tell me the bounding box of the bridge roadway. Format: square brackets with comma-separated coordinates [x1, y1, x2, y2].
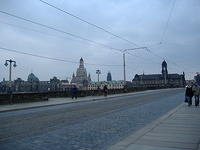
[0, 88, 184, 150]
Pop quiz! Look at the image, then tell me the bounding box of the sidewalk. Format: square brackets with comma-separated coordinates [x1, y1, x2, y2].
[108, 103, 200, 150]
[0, 89, 160, 113]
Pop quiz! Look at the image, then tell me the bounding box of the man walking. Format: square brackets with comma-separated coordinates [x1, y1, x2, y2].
[71, 85, 78, 99]
[103, 85, 108, 97]
[192, 83, 200, 107]
[185, 84, 193, 106]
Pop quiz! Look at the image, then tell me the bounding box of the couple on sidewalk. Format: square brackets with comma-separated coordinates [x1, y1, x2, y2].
[185, 82, 200, 107]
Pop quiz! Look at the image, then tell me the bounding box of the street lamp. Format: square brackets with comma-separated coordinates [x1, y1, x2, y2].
[5, 59, 17, 82]
[96, 69, 101, 82]
[4, 59, 17, 103]
[122, 47, 147, 84]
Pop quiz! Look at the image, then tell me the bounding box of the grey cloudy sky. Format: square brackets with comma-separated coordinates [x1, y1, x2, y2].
[0, 0, 199, 82]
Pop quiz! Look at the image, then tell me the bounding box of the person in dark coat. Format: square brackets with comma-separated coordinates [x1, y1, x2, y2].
[185, 84, 193, 106]
[103, 85, 108, 97]
[192, 83, 200, 107]
[71, 85, 78, 99]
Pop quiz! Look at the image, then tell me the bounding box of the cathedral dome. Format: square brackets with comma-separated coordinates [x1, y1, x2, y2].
[71, 58, 88, 84]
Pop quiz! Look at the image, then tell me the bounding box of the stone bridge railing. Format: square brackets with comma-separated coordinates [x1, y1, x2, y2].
[0, 87, 180, 105]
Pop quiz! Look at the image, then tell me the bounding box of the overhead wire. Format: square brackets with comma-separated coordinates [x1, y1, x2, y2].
[126, 51, 161, 65]
[0, 7, 183, 73]
[39, 0, 138, 47]
[160, 0, 176, 44]
[146, 0, 180, 67]
[0, 20, 87, 44]
[0, 10, 122, 53]
[0, 10, 168, 66]
[0, 46, 123, 67]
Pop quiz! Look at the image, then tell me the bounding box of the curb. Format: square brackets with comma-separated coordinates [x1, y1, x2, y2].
[107, 103, 184, 150]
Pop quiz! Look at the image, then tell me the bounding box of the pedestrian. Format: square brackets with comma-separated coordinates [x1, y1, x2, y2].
[192, 83, 200, 107]
[97, 86, 101, 96]
[71, 85, 78, 99]
[103, 85, 108, 97]
[185, 83, 193, 106]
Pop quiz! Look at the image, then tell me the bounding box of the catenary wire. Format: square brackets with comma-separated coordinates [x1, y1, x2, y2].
[160, 0, 176, 44]
[0, 10, 183, 71]
[0, 10, 122, 53]
[39, 0, 138, 47]
[0, 46, 123, 67]
[0, 20, 86, 44]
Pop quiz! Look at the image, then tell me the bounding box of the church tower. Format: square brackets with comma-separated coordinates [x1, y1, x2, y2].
[80, 57, 84, 68]
[162, 60, 168, 84]
[71, 58, 88, 85]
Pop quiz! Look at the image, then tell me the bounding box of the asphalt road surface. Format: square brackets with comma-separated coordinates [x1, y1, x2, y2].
[0, 88, 184, 150]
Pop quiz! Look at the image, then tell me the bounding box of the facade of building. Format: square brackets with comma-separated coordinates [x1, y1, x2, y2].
[88, 81, 124, 90]
[194, 73, 200, 86]
[71, 58, 91, 89]
[0, 73, 70, 93]
[132, 61, 185, 88]
[107, 72, 112, 81]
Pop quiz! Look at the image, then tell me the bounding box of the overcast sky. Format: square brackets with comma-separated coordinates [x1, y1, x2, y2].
[0, 0, 199, 82]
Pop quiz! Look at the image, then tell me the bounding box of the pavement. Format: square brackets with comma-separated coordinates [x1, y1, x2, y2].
[0, 89, 173, 113]
[1, 88, 197, 150]
[108, 103, 200, 150]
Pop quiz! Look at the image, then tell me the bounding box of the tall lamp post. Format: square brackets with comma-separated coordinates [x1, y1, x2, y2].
[96, 69, 101, 82]
[5, 59, 17, 103]
[123, 47, 147, 84]
[5, 59, 17, 83]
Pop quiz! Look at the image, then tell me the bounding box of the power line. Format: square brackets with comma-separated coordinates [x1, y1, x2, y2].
[0, 20, 83, 43]
[0, 10, 122, 53]
[0, 10, 168, 64]
[160, 0, 176, 44]
[126, 51, 161, 66]
[147, 49, 164, 60]
[0, 18, 166, 68]
[0, 46, 123, 67]
[39, 0, 138, 47]
[0, 10, 183, 71]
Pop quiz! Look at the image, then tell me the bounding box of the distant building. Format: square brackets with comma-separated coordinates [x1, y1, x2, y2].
[71, 58, 91, 89]
[88, 81, 124, 90]
[28, 73, 39, 82]
[132, 60, 185, 88]
[0, 73, 71, 93]
[194, 73, 200, 86]
[107, 72, 112, 81]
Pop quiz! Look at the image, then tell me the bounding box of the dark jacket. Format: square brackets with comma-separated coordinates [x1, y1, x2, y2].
[71, 87, 78, 95]
[103, 85, 108, 92]
[185, 86, 193, 97]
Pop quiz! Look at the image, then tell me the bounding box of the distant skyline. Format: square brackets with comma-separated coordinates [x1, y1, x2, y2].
[0, 0, 199, 81]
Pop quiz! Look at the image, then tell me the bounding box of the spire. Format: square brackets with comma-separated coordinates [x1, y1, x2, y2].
[79, 57, 84, 68]
[162, 60, 167, 68]
[71, 72, 76, 83]
[162, 60, 168, 75]
[88, 73, 91, 83]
